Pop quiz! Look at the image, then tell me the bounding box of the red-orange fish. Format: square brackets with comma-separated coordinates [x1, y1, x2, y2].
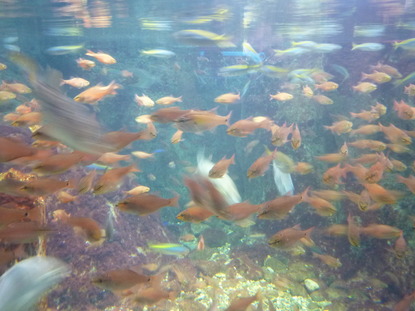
[209, 154, 235, 178]
[93, 165, 139, 194]
[268, 225, 314, 248]
[247, 149, 276, 178]
[117, 194, 179, 216]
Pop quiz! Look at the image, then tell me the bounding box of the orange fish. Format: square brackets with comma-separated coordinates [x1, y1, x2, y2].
[0, 137, 35, 162]
[76, 58, 95, 70]
[0, 81, 31, 94]
[302, 85, 314, 97]
[214, 92, 240, 104]
[315, 153, 346, 163]
[60, 77, 90, 88]
[324, 120, 353, 135]
[312, 94, 333, 105]
[315, 81, 338, 91]
[352, 82, 377, 93]
[74, 81, 120, 103]
[77, 170, 97, 193]
[360, 224, 402, 239]
[92, 269, 151, 291]
[225, 293, 259, 311]
[171, 129, 184, 144]
[312, 252, 342, 268]
[209, 154, 235, 178]
[15, 104, 32, 114]
[85, 50, 116, 64]
[322, 163, 346, 186]
[347, 214, 360, 247]
[179, 234, 196, 242]
[93, 165, 139, 194]
[350, 124, 381, 136]
[32, 152, 83, 175]
[311, 189, 344, 201]
[325, 224, 348, 236]
[303, 189, 337, 216]
[294, 162, 314, 174]
[11, 112, 42, 127]
[390, 159, 407, 171]
[271, 123, 293, 146]
[176, 205, 214, 223]
[247, 149, 276, 178]
[350, 110, 379, 122]
[97, 152, 130, 165]
[370, 63, 401, 78]
[378, 123, 412, 145]
[0, 222, 50, 244]
[270, 92, 293, 101]
[351, 153, 379, 165]
[394, 231, 407, 258]
[116, 193, 179, 216]
[156, 96, 182, 105]
[393, 291, 415, 311]
[227, 118, 271, 137]
[361, 71, 391, 84]
[57, 191, 77, 204]
[53, 210, 105, 243]
[363, 183, 402, 205]
[0, 204, 31, 227]
[268, 225, 314, 248]
[175, 110, 231, 133]
[20, 178, 71, 196]
[224, 202, 261, 226]
[134, 94, 154, 107]
[291, 123, 301, 149]
[343, 190, 371, 211]
[150, 107, 190, 123]
[397, 175, 415, 193]
[348, 139, 386, 151]
[393, 100, 414, 120]
[258, 191, 304, 220]
[102, 130, 152, 151]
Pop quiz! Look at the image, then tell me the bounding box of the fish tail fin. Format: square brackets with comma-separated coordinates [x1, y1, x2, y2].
[177, 96, 183, 102]
[323, 125, 332, 131]
[229, 153, 235, 164]
[303, 227, 315, 246]
[85, 49, 94, 56]
[170, 195, 180, 207]
[59, 80, 66, 86]
[225, 111, 232, 126]
[301, 186, 311, 202]
[129, 164, 141, 173]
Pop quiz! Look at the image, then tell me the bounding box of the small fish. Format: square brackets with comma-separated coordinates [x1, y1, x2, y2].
[247, 149, 276, 178]
[313, 252, 342, 268]
[60, 77, 90, 88]
[270, 92, 293, 101]
[92, 269, 151, 291]
[214, 92, 240, 104]
[225, 292, 259, 311]
[93, 165, 139, 194]
[174, 29, 236, 48]
[117, 194, 179, 216]
[352, 43, 384, 51]
[148, 243, 189, 256]
[209, 155, 235, 178]
[134, 94, 155, 107]
[124, 185, 150, 196]
[352, 82, 377, 93]
[176, 205, 214, 223]
[197, 235, 205, 250]
[45, 44, 84, 55]
[156, 96, 182, 105]
[85, 50, 116, 64]
[269, 225, 314, 248]
[347, 213, 360, 247]
[76, 58, 95, 70]
[140, 49, 176, 58]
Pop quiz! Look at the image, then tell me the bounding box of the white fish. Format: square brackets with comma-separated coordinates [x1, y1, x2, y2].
[0, 256, 69, 311]
[197, 151, 241, 204]
[273, 161, 294, 195]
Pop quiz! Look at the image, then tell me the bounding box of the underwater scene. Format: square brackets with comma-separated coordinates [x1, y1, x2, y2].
[2, 0, 415, 310]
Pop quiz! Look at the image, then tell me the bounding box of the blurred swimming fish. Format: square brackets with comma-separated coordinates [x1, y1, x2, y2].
[141, 49, 176, 58]
[9, 52, 112, 155]
[148, 243, 189, 257]
[352, 43, 384, 51]
[174, 29, 236, 48]
[45, 44, 84, 55]
[0, 256, 69, 311]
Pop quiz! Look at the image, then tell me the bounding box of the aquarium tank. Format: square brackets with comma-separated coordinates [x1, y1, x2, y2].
[1, 0, 415, 310]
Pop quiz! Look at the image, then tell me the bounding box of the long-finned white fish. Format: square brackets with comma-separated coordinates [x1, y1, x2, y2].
[197, 150, 241, 204]
[273, 160, 294, 195]
[0, 256, 69, 311]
